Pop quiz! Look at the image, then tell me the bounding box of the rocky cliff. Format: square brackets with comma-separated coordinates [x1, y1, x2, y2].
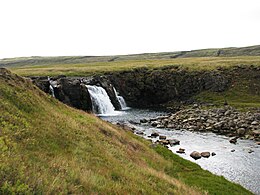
[30, 65, 260, 111]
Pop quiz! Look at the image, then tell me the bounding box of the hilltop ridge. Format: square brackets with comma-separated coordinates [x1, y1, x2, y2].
[1, 45, 260, 68]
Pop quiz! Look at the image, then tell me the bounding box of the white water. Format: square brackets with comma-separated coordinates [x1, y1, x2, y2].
[48, 77, 55, 98]
[86, 85, 121, 116]
[49, 85, 55, 98]
[113, 87, 128, 110]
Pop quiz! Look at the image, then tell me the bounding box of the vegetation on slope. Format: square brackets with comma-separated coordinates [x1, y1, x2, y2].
[195, 66, 260, 110]
[0, 68, 253, 194]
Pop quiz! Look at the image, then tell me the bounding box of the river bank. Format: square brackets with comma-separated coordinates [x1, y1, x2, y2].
[101, 108, 260, 194]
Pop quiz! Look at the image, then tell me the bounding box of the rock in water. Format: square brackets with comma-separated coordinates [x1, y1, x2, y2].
[176, 148, 185, 154]
[150, 132, 159, 138]
[190, 151, 201, 160]
[201, 152, 210, 158]
[168, 139, 180, 146]
[229, 137, 238, 144]
[159, 135, 167, 140]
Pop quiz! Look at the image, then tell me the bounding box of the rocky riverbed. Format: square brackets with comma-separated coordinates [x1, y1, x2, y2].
[143, 106, 260, 141]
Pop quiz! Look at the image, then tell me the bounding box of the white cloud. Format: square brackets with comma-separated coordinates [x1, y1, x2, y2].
[0, 0, 260, 59]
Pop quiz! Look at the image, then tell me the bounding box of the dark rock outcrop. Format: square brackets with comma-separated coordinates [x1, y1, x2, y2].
[30, 76, 93, 112]
[54, 78, 92, 111]
[107, 67, 231, 107]
[31, 76, 50, 94]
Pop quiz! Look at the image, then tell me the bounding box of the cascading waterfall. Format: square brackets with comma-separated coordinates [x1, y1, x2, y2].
[113, 87, 128, 110]
[86, 85, 116, 115]
[48, 77, 55, 98]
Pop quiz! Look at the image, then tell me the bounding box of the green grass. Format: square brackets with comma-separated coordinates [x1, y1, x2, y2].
[0, 69, 253, 194]
[196, 67, 260, 110]
[9, 56, 260, 76]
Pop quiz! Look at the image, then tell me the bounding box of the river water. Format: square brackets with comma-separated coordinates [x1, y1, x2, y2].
[101, 108, 260, 194]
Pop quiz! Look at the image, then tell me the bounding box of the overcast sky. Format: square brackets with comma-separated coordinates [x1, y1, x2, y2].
[0, 0, 260, 59]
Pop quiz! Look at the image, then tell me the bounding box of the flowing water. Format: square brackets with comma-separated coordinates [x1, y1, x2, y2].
[101, 108, 260, 194]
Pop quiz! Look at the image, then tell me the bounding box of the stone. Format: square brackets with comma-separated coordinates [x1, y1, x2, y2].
[156, 124, 165, 128]
[251, 121, 258, 125]
[151, 121, 160, 127]
[176, 148, 185, 154]
[231, 149, 235, 152]
[224, 110, 232, 116]
[211, 152, 216, 156]
[256, 142, 260, 145]
[168, 139, 180, 146]
[156, 140, 169, 145]
[236, 128, 246, 136]
[135, 131, 144, 135]
[190, 151, 201, 160]
[229, 137, 238, 144]
[159, 135, 167, 140]
[140, 119, 148, 123]
[150, 132, 159, 137]
[201, 152, 210, 158]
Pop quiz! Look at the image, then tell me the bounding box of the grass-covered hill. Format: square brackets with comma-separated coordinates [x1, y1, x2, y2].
[1, 45, 260, 68]
[0, 68, 253, 194]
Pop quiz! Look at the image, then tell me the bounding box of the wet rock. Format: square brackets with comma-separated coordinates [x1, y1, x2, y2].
[211, 152, 216, 156]
[159, 135, 167, 140]
[231, 149, 235, 152]
[190, 151, 201, 160]
[168, 139, 180, 146]
[251, 121, 258, 125]
[236, 128, 246, 136]
[201, 152, 210, 158]
[135, 131, 144, 135]
[176, 148, 185, 154]
[156, 140, 169, 145]
[229, 137, 238, 144]
[140, 119, 148, 123]
[150, 132, 159, 138]
[256, 142, 260, 145]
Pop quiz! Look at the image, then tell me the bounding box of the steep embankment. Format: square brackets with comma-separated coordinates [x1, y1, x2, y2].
[0, 68, 253, 194]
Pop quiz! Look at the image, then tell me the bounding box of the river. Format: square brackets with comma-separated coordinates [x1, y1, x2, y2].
[101, 108, 260, 195]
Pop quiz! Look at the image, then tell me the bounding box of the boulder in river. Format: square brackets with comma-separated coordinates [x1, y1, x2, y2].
[140, 119, 148, 123]
[159, 135, 167, 140]
[176, 148, 185, 154]
[190, 151, 201, 160]
[201, 152, 210, 158]
[229, 137, 238, 144]
[168, 139, 180, 146]
[150, 132, 159, 138]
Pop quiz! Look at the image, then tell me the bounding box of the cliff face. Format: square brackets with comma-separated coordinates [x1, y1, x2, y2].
[107, 66, 231, 107]
[29, 65, 260, 110]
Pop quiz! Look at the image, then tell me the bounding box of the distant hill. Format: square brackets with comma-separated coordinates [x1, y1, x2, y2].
[1, 45, 260, 67]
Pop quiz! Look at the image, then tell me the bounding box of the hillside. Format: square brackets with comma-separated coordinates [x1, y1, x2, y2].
[1, 45, 260, 68]
[0, 68, 253, 194]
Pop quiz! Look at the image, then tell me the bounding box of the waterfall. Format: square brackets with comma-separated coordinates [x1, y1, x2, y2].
[86, 85, 117, 115]
[113, 87, 128, 110]
[48, 77, 55, 98]
[49, 84, 55, 98]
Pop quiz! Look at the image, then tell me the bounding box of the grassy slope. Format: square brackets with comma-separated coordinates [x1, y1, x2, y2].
[0, 69, 252, 194]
